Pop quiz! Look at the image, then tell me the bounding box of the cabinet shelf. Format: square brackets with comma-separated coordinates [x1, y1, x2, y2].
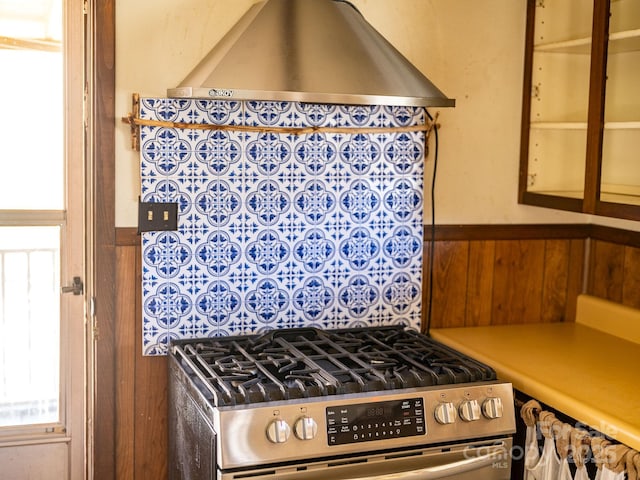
[608, 29, 640, 52]
[530, 122, 588, 130]
[530, 121, 640, 130]
[535, 37, 591, 54]
[527, 190, 584, 199]
[534, 28, 640, 54]
[600, 193, 640, 207]
[602, 183, 640, 198]
[530, 189, 640, 207]
[604, 121, 640, 130]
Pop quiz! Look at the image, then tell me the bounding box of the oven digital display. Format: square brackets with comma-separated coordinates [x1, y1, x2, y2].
[326, 398, 425, 446]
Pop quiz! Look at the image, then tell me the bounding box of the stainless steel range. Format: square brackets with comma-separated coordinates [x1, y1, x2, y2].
[168, 326, 515, 480]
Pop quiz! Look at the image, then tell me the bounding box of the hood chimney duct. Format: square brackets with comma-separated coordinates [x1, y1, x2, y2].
[167, 0, 455, 108]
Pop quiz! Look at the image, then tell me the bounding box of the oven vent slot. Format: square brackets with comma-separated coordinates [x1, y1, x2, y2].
[327, 458, 368, 468]
[385, 450, 424, 460]
[233, 470, 277, 479]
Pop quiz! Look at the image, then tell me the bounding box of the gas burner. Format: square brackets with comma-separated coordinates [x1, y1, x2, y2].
[173, 326, 496, 406]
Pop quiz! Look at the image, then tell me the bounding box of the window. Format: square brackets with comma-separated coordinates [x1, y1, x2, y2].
[0, 0, 65, 429]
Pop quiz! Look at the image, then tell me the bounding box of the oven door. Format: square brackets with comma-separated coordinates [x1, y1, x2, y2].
[219, 438, 512, 480]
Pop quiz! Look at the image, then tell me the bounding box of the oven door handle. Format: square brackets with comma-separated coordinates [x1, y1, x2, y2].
[345, 448, 505, 480]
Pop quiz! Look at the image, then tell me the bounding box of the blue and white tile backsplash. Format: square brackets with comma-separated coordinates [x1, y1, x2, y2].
[140, 98, 426, 355]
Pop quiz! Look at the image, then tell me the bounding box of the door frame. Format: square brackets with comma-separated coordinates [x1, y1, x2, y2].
[66, 0, 88, 476]
[88, 0, 117, 478]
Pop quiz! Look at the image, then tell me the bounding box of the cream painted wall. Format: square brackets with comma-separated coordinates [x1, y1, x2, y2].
[115, 0, 640, 231]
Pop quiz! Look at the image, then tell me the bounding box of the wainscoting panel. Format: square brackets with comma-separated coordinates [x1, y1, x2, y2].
[423, 237, 585, 330]
[115, 231, 167, 480]
[588, 238, 640, 309]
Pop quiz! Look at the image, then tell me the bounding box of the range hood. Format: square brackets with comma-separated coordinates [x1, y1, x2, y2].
[167, 0, 455, 107]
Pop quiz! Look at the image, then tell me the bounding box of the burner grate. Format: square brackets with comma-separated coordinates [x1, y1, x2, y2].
[171, 326, 496, 406]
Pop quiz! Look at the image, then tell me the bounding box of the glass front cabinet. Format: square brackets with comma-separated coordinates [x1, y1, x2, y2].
[519, 0, 640, 220]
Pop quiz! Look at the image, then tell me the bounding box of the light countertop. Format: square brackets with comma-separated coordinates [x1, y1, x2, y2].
[431, 321, 640, 451]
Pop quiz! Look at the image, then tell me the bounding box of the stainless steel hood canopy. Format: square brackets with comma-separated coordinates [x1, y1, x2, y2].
[167, 0, 455, 107]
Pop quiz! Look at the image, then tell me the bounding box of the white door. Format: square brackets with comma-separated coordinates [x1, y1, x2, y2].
[0, 0, 87, 478]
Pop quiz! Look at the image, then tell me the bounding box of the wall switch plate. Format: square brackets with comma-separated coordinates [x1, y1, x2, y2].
[138, 200, 178, 233]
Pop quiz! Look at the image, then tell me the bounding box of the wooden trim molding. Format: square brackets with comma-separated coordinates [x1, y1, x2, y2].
[427, 224, 591, 241]
[93, 0, 116, 478]
[589, 225, 640, 249]
[118, 224, 640, 246]
[518, 0, 538, 205]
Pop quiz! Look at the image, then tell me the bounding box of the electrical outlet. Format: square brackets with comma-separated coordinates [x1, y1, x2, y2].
[138, 201, 178, 233]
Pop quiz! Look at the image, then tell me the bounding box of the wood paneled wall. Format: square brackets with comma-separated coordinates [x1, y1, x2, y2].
[422, 225, 588, 330]
[588, 237, 640, 308]
[113, 224, 640, 479]
[423, 238, 585, 330]
[115, 230, 167, 480]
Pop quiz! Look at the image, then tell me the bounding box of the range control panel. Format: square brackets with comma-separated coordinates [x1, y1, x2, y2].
[217, 382, 516, 469]
[326, 397, 425, 445]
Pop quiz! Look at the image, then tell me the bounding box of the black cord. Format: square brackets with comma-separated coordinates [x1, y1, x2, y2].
[425, 110, 439, 337]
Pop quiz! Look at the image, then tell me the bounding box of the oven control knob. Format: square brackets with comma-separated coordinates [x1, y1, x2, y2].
[294, 416, 318, 440]
[434, 402, 457, 424]
[459, 400, 481, 422]
[482, 397, 504, 419]
[266, 419, 291, 443]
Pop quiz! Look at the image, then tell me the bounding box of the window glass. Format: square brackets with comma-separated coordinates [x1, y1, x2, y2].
[0, 0, 63, 210]
[0, 226, 60, 427]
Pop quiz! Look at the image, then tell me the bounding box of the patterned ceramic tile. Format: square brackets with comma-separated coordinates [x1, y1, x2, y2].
[140, 98, 426, 355]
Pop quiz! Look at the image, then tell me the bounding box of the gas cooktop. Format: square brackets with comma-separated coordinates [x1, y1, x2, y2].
[170, 326, 497, 407]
